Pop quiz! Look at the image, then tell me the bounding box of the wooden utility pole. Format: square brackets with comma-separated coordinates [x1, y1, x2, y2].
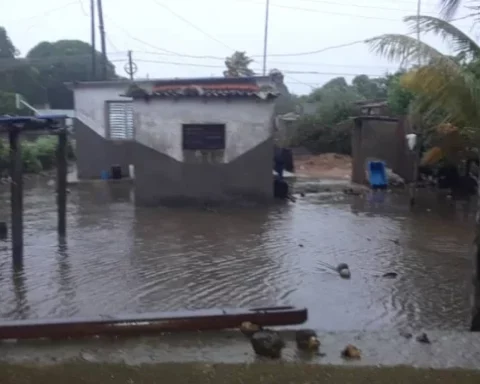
[97, 0, 107, 80]
[56, 124, 67, 238]
[128, 51, 134, 81]
[9, 128, 23, 267]
[90, 0, 96, 79]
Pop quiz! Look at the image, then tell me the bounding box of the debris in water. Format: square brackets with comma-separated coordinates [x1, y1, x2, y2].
[382, 272, 398, 279]
[400, 331, 413, 339]
[295, 329, 320, 352]
[336, 263, 351, 279]
[416, 333, 431, 344]
[390, 239, 400, 245]
[250, 329, 285, 359]
[341, 344, 361, 359]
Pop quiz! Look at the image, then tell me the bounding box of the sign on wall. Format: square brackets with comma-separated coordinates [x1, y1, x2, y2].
[182, 124, 225, 150]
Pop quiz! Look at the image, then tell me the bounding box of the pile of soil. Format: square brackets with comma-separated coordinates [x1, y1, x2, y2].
[294, 153, 352, 179]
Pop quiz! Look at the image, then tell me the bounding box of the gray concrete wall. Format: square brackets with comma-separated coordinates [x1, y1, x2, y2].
[132, 138, 273, 206]
[352, 117, 414, 185]
[132, 98, 276, 205]
[74, 118, 133, 180]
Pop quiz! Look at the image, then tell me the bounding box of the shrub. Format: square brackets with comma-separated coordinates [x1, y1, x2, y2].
[289, 116, 352, 155]
[0, 136, 75, 175]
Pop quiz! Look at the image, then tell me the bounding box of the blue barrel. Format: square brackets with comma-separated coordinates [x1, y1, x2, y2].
[101, 170, 110, 180]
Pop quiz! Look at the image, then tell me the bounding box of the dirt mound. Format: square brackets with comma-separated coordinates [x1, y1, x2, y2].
[294, 153, 352, 179]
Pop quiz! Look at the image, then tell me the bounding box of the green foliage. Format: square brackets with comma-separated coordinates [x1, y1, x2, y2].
[0, 136, 76, 176]
[386, 73, 416, 115]
[0, 27, 118, 109]
[0, 90, 17, 115]
[223, 51, 255, 77]
[289, 73, 418, 155]
[289, 116, 351, 155]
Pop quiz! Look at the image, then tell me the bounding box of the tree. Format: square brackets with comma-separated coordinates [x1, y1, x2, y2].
[27, 40, 117, 108]
[223, 51, 255, 77]
[0, 26, 18, 59]
[367, 14, 480, 331]
[386, 71, 416, 115]
[352, 74, 388, 100]
[0, 90, 17, 115]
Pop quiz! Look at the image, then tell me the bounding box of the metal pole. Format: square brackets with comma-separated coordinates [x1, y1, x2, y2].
[409, 0, 422, 207]
[262, 0, 270, 76]
[128, 51, 134, 81]
[97, 0, 107, 80]
[416, 0, 421, 66]
[56, 124, 67, 238]
[9, 128, 23, 267]
[90, 0, 96, 79]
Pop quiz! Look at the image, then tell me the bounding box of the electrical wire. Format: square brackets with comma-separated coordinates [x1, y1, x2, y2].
[150, 0, 235, 52]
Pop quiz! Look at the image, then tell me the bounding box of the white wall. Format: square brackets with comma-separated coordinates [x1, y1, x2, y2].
[133, 98, 275, 163]
[73, 86, 131, 137]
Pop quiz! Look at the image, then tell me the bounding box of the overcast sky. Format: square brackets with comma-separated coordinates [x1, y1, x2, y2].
[1, 0, 477, 94]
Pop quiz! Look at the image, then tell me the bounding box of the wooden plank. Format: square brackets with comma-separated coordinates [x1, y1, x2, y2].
[0, 306, 308, 340]
[9, 128, 23, 267]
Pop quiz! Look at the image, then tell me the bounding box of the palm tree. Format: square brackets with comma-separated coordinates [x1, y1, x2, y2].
[223, 51, 255, 78]
[367, 14, 480, 331]
[439, 0, 464, 19]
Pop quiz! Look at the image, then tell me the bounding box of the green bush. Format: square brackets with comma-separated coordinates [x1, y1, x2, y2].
[289, 116, 352, 155]
[0, 136, 76, 176]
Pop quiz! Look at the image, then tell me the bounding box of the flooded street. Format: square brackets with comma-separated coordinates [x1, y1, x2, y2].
[0, 179, 474, 331]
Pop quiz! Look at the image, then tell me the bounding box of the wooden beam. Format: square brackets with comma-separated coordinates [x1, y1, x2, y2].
[0, 306, 308, 340]
[9, 128, 23, 266]
[56, 128, 67, 237]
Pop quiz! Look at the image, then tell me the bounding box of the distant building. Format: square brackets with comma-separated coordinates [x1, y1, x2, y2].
[354, 100, 390, 116]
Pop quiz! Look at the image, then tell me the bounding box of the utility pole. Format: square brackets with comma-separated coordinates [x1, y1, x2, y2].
[97, 0, 107, 80]
[124, 51, 137, 81]
[409, 0, 422, 207]
[262, 0, 270, 76]
[90, 0, 96, 79]
[128, 51, 134, 81]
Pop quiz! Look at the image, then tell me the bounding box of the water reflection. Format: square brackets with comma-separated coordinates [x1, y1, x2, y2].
[11, 266, 30, 319]
[0, 180, 474, 331]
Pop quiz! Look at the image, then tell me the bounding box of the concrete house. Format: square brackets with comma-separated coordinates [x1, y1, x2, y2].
[71, 76, 280, 206]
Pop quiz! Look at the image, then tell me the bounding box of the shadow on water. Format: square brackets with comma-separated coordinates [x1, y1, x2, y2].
[0, 180, 475, 331]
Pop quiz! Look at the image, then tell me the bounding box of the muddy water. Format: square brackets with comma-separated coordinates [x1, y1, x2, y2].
[0, 179, 474, 331]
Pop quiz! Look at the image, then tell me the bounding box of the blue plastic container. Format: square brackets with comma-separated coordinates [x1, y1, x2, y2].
[367, 161, 388, 189]
[101, 170, 110, 180]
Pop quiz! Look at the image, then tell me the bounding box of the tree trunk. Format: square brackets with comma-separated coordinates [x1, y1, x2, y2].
[472, 181, 480, 331]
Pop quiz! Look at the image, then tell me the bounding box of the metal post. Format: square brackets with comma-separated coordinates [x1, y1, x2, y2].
[9, 128, 23, 267]
[128, 50, 134, 81]
[56, 126, 67, 238]
[97, 0, 107, 80]
[90, 0, 96, 79]
[262, 0, 270, 76]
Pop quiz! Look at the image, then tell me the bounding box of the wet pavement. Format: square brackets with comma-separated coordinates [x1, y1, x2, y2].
[1, 330, 480, 370]
[0, 177, 474, 333]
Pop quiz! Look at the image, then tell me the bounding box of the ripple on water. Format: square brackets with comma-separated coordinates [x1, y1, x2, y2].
[0, 182, 474, 330]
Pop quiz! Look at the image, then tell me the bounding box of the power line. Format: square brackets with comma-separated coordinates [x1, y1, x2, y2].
[149, 0, 235, 52]
[8, 1, 79, 23]
[270, 0, 437, 14]
[237, 0, 475, 24]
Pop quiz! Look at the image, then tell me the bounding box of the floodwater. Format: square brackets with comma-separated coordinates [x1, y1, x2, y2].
[0, 178, 474, 331]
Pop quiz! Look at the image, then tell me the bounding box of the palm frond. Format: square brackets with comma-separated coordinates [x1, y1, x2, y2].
[404, 15, 480, 59]
[401, 62, 480, 128]
[439, 0, 462, 20]
[365, 34, 445, 66]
